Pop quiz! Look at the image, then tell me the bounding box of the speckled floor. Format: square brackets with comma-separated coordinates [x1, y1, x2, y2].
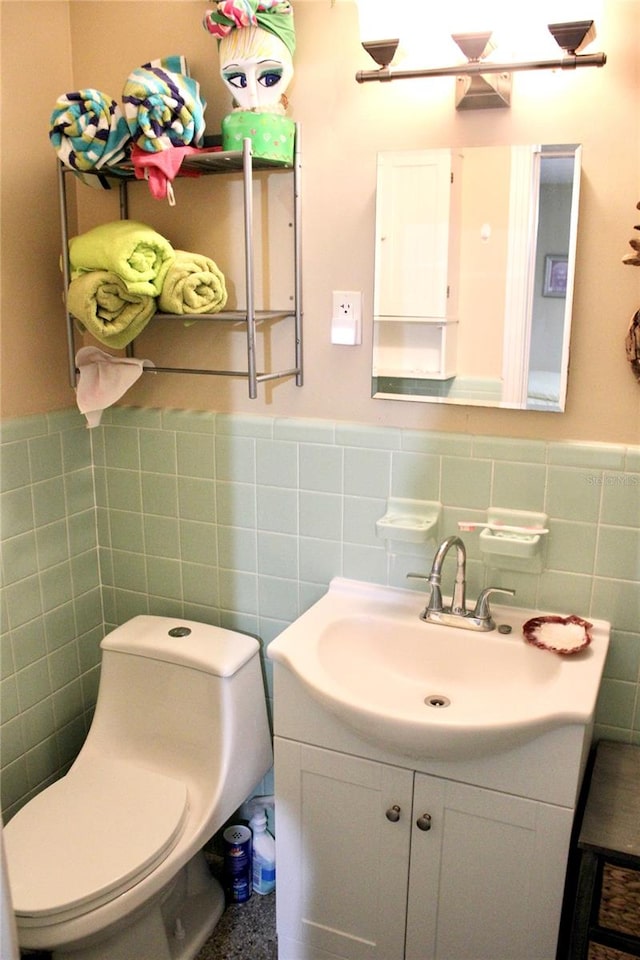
[194, 887, 277, 960]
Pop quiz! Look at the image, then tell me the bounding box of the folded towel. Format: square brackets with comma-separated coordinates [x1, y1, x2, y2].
[76, 346, 154, 428]
[69, 220, 175, 297]
[49, 89, 132, 171]
[122, 54, 207, 153]
[67, 271, 157, 348]
[158, 250, 228, 319]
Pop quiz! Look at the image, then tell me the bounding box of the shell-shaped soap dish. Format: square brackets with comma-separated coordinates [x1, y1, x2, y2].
[522, 615, 593, 655]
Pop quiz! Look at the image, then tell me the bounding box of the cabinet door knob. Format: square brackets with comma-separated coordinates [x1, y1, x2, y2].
[416, 813, 432, 831]
[385, 805, 401, 822]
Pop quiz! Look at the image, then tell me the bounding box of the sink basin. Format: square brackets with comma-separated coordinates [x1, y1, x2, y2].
[267, 577, 610, 761]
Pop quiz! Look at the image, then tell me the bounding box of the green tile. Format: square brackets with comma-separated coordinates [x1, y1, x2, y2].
[545, 522, 596, 574]
[491, 462, 546, 512]
[36, 521, 69, 571]
[441, 457, 491, 509]
[217, 481, 256, 528]
[3, 531, 38, 583]
[343, 496, 385, 547]
[401, 430, 472, 456]
[342, 543, 387, 584]
[109, 509, 144, 552]
[391, 451, 440, 501]
[595, 678, 636, 729]
[603, 631, 640, 682]
[0, 488, 34, 539]
[0, 415, 47, 444]
[217, 569, 257, 614]
[548, 442, 626, 469]
[1, 716, 25, 766]
[258, 532, 298, 578]
[49, 641, 80, 692]
[105, 468, 142, 512]
[162, 409, 215, 434]
[216, 414, 272, 438]
[146, 556, 183, 601]
[61, 427, 92, 473]
[0, 441, 31, 492]
[71, 551, 100, 596]
[546, 467, 601, 522]
[600, 473, 640, 526]
[217, 525, 256, 571]
[472, 437, 546, 463]
[258, 576, 299, 620]
[299, 491, 341, 541]
[179, 519, 218, 567]
[177, 433, 215, 479]
[65, 468, 96, 515]
[111, 407, 162, 429]
[592, 575, 640, 634]
[336, 423, 401, 450]
[140, 429, 177, 475]
[178, 477, 216, 523]
[52, 677, 83, 727]
[256, 486, 297, 535]
[33, 478, 66, 527]
[112, 550, 148, 593]
[215, 435, 255, 483]
[16, 658, 52, 711]
[20, 699, 54, 751]
[344, 448, 390, 499]
[28, 434, 63, 482]
[299, 444, 342, 494]
[141, 474, 178, 517]
[0, 677, 19, 724]
[274, 418, 334, 443]
[39, 562, 74, 613]
[11, 619, 46, 671]
[595, 527, 640, 580]
[257, 439, 297, 488]
[74, 592, 103, 638]
[44, 602, 77, 652]
[46, 409, 82, 434]
[104, 425, 140, 469]
[4, 576, 43, 628]
[537, 571, 592, 616]
[299, 538, 342, 584]
[144, 516, 180, 559]
[626, 447, 640, 472]
[182, 562, 218, 607]
[67, 510, 98, 556]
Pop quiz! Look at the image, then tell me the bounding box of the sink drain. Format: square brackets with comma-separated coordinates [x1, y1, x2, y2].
[425, 694, 451, 708]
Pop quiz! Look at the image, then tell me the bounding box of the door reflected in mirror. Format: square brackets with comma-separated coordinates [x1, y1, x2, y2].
[371, 144, 582, 411]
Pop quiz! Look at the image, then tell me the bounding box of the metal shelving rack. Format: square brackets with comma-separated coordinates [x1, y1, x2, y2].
[59, 124, 302, 399]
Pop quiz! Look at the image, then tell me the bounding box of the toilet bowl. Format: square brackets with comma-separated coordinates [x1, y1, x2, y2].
[4, 615, 273, 960]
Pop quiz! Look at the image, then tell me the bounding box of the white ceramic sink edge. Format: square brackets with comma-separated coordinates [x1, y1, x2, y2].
[267, 577, 611, 762]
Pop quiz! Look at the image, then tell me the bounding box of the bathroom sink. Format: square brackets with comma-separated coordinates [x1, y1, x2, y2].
[267, 578, 610, 761]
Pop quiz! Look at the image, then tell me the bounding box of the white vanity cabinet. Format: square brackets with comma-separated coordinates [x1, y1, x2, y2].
[274, 737, 572, 960]
[372, 149, 461, 381]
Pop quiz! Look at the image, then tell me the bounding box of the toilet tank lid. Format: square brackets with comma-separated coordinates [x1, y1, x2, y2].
[101, 616, 260, 676]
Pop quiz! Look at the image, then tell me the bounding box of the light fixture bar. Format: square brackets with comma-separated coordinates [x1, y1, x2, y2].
[356, 51, 606, 84]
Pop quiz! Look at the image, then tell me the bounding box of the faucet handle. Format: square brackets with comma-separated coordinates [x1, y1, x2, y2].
[406, 573, 442, 613]
[406, 572, 429, 583]
[473, 587, 516, 620]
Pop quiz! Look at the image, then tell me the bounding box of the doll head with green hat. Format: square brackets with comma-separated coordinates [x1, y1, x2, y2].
[203, 1, 295, 113]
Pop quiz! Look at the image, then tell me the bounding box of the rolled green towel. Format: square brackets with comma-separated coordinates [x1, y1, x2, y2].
[67, 270, 156, 348]
[69, 220, 175, 297]
[158, 249, 228, 320]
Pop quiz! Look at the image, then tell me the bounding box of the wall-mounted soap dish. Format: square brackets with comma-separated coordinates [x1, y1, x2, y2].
[376, 498, 441, 550]
[461, 508, 548, 572]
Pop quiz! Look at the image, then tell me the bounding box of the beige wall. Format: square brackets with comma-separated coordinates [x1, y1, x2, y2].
[1, 0, 638, 441]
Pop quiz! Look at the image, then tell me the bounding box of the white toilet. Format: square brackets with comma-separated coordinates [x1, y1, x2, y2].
[4, 615, 273, 960]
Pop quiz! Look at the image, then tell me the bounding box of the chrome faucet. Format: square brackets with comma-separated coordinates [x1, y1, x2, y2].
[408, 535, 515, 631]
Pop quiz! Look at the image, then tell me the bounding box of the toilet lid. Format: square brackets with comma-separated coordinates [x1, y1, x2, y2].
[5, 757, 188, 922]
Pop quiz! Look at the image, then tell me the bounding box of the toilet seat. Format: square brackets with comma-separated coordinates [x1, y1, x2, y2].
[5, 756, 188, 926]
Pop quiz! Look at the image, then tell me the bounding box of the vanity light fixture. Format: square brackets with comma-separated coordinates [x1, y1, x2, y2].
[356, 20, 606, 109]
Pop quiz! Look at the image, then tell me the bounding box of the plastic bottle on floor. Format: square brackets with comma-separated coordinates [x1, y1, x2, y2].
[249, 808, 276, 895]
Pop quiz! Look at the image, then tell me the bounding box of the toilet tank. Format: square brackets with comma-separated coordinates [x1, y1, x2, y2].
[81, 616, 272, 805]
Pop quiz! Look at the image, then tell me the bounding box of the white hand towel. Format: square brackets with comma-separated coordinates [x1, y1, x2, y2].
[75, 346, 154, 427]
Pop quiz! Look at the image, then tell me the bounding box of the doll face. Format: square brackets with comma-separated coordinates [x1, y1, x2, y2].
[219, 26, 293, 110]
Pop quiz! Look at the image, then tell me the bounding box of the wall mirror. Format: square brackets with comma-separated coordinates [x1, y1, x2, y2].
[371, 143, 582, 411]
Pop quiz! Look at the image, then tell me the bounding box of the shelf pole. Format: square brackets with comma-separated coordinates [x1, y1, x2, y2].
[58, 163, 78, 388]
[242, 138, 257, 399]
[294, 123, 303, 386]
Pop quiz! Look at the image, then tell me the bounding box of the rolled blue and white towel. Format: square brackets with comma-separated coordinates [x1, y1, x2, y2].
[49, 89, 131, 171]
[122, 54, 206, 152]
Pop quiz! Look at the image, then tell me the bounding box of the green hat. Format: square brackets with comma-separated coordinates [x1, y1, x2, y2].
[203, 1, 296, 58]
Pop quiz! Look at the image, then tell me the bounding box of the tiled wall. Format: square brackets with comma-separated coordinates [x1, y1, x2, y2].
[2, 407, 639, 819]
[0, 412, 103, 820]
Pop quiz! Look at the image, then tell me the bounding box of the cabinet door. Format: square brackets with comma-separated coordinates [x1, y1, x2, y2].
[405, 774, 573, 960]
[274, 738, 414, 960]
[374, 150, 456, 320]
